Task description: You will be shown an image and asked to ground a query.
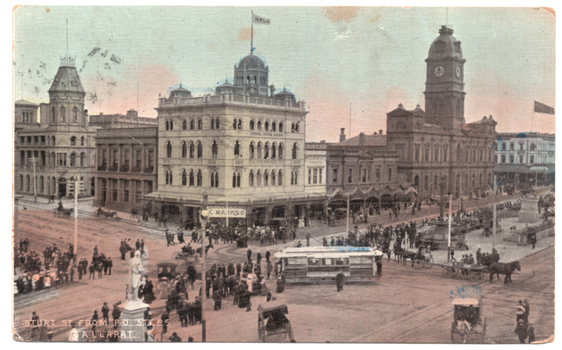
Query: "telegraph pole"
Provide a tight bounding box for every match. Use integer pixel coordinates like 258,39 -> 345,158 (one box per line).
74,175 -> 79,259
200,190 -> 209,342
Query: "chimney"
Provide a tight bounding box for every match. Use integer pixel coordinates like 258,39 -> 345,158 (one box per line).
340,128 -> 346,142
359,132 -> 365,146
379,129 -> 383,136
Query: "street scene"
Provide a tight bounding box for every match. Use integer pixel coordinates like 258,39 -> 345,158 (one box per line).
12,6 -> 555,344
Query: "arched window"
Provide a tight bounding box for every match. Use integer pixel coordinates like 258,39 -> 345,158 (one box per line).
510,143 -> 515,151
443,145 -> 448,162
250,120 -> 255,130
264,170 -> 269,186
292,143 -> 298,159
189,169 -> 194,186
434,144 -> 439,162
501,155 -> 506,163
182,141 -> 187,158
169,169 -> 173,184
216,118 -> 220,129
272,122 -> 276,132
265,121 -> 269,131
70,136 -> 76,146
70,153 -> 76,167
166,141 -> 172,158
257,142 -> 263,159
60,106 -> 66,122
234,141 -> 240,158
257,170 -> 262,186
215,171 -> 219,188
211,119 -> 215,130
170,120 -> 173,130
530,155 -> 535,164
249,171 -> 254,186
197,119 -> 202,130
165,120 -> 169,130
264,142 -> 269,159
294,122 -> 299,133
456,145 -> 462,162
279,122 -> 284,132
39,176 -> 44,193
80,152 -> 85,167
509,155 -> 514,164
530,143 -> 537,151
182,169 -> 187,185
212,141 -> 218,159
238,119 -> 242,130
51,152 -> 56,167
279,143 -> 284,159
278,170 -> 283,185
249,142 -> 255,159
190,119 -> 195,130
73,107 -> 78,122
51,107 -> 55,122
197,141 -> 203,158
197,170 -> 202,186
183,120 -> 187,130
257,121 -> 262,130
189,141 -> 195,158
81,136 -> 85,146
271,142 -> 277,159
272,170 -> 276,185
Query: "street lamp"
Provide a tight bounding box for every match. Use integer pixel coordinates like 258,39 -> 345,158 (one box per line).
200,189 -> 209,342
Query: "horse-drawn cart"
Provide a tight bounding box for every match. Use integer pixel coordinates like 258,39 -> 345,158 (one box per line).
439,261 -> 488,281
95,208 -> 117,219
257,303 -> 294,342
451,295 -> 487,343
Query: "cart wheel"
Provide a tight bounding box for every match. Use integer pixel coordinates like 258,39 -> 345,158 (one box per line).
414,259 -> 424,269
424,256 -> 434,269
481,316 -> 487,343
469,271 -> 479,281
450,267 -> 459,276
443,267 -> 452,277
172,252 -> 181,260
258,320 -> 265,342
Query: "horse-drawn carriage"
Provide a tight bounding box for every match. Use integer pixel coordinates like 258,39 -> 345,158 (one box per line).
173,245 -> 198,262
155,262 -> 179,293
394,246 -> 434,269
257,303 -> 294,342
451,295 -> 487,343
95,207 -> 117,219
54,206 -> 73,218
440,261 -> 488,281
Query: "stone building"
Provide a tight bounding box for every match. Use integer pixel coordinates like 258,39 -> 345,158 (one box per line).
92,126 -> 158,212
14,56 -> 96,199
89,109 -> 157,128
144,53 -> 324,226
495,132 -> 555,186
385,26 -> 497,199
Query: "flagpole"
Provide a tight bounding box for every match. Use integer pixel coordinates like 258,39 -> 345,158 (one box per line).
251,10 -> 253,54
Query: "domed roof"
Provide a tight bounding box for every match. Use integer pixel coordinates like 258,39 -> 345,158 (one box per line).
427,26 -> 463,60
169,84 -> 191,98
238,53 -> 266,70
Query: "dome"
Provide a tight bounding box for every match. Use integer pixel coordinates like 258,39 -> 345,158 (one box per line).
169,84 -> 191,99
237,53 -> 266,70
274,88 -> 296,103
427,26 -> 463,61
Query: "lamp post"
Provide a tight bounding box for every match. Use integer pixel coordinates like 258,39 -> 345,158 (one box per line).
200,189 -> 209,342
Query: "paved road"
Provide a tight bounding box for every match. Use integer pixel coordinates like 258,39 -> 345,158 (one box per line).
13,203 -> 554,343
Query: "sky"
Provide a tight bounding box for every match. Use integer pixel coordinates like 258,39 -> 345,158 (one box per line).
11,6 -> 556,142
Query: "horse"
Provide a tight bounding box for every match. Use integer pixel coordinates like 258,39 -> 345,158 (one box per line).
196,244 -> 214,257
489,261 -> 521,284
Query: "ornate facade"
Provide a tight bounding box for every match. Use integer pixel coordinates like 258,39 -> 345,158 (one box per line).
386,26 -> 497,199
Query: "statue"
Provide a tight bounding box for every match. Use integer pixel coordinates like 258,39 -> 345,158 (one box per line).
127,250 -> 147,303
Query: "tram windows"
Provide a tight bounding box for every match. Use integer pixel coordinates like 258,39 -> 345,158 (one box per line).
308,258 -> 321,266
335,258 -> 348,266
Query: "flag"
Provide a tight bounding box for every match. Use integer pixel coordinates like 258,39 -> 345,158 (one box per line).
534,101 -> 555,115
252,13 -> 270,25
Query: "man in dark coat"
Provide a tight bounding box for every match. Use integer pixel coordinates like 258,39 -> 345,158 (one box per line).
336,269 -> 345,292
101,302 -> 110,325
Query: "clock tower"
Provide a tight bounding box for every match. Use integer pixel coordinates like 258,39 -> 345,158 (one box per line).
424,25 -> 466,131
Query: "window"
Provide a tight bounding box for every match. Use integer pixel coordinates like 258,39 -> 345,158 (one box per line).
509,155 -> 514,164
530,155 -> 534,164
234,141 -> 240,158
278,170 -> 283,186
197,141 -> 203,158
456,145 -> 462,162
189,169 -> 194,186
19,175 -> 23,190
265,121 -> 269,131
278,144 -> 283,159
501,155 -> 506,163
510,143 -> 514,150
415,145 -> 420,161
271,143 -> 276,159
264,170 -> 269,186
80,152 -> 85,167
388,168 -> 392,182
333,168 -> 338,183
190,119 -> 195,130
39,176 -> 44,193
434,145 -> 439,161
182,142 -> 187,158
348,168 -> 353,183
272,122 -> 276,132
216,118 -> 220,129
249,171 -> 254,186
313,169 -> 318,184
250,120 -> 255,130
257,171 -> 262,186
70,136 -> 77,146
519,155 -> 523,163
232,171 -> 240,188
361,168 -> 367,182
212,141 -> 218,159
434,100 -> 444,118
166,141 -> 172,158
183,120 -> 187,130
197,170 -> 202,186
292,143 -> 298,159
264,142 -> 269,159
170,120 -> 173,130
272,170 -> 276,185
443,145 -> 448,162
165,120 -> 169,130
279,123 -> 284,132
20,136 -> 25,144
81,136 -> 84,146
73,107 -> 78,122
165,169 -> 173,184
26,175 -> 30,191
520,143 -> 524,150
197,119 -> 202,130
424,145 -> 430,162
182,169 -> 187,186
257,142 -> 262,159
123,180 -> 129,202
308,168 -> 312,184
249,142 -> 255,159
211,119 -> 215,130
210,170 -> 219,188
257,121 -> 262,130
530,143 -> 536,151
189,142 -> 195,158
60,106 -> 66,122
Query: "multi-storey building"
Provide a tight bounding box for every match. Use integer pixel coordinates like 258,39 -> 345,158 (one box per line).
14,56 -> 96,199
386,25 -> 497,199
495,132 -> 555,185
144,53 -> 324,226
92,126 -> 158,212
89,109 -> 157,129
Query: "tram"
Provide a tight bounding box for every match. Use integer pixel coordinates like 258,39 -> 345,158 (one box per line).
274,246 -> 383,284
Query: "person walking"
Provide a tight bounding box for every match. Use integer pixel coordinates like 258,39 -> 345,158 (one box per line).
101,302 -> 110,325
523,299 -> 530,324
516,300 -> 526,323
160,309 -> 169,342
336,269 -> 345,292
107,257 -> 113,275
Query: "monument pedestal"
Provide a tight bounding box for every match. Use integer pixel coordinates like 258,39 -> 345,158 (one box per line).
119,300 -> 150,342
518,198 -> 540,223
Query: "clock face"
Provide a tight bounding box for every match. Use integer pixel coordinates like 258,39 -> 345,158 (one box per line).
434,66 -> 445,77
456,66 -> 461,78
